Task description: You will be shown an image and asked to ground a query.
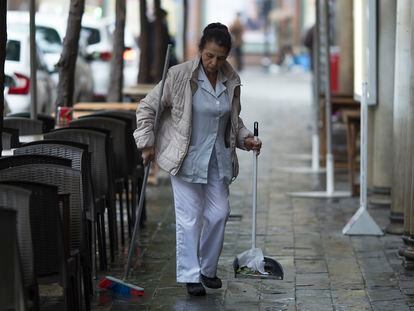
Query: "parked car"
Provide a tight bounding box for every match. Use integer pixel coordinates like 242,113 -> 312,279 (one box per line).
7,11 -> 94,103
81,17 -> 140,100
5,31 -> 56,114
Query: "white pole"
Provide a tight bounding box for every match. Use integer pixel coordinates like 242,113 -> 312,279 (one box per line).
323,0 -> 334,195
360,82 -> 368,210
252,122 -> 258,249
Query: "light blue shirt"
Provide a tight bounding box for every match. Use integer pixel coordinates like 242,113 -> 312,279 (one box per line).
177,65 -> 232,184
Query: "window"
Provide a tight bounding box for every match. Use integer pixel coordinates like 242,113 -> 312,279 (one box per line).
36,26 -> 62,54
81,27 -> 101,45
6,40 -> 20,61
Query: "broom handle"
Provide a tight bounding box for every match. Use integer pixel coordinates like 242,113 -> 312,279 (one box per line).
124,44 -> 172,280
252,122 -> 258,249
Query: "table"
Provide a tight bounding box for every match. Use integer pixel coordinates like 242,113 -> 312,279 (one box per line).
122,84 -> 156,101
73,102 -> 139,118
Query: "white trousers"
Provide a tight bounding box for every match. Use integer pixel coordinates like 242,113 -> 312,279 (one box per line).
170,157 -> 230,283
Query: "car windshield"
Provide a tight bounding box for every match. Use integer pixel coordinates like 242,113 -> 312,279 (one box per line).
81,27 -> 101,45
6,40 -> 20,61
36,26 -> 62,53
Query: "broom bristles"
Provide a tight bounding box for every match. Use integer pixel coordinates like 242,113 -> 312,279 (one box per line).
98,276 -> 144,296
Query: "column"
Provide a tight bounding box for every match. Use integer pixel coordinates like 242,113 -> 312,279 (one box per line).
399,1 -> 414,268
387,0 -> 411,234
369,0 -> 396,205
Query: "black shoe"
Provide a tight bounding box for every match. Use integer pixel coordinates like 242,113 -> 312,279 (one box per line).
186,283 -> 206,296
200,274 -> 222,289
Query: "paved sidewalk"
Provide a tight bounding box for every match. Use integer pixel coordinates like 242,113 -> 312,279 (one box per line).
93,67 -> 413,310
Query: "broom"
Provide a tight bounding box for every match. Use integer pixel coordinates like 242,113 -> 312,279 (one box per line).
98,44 -> 172,296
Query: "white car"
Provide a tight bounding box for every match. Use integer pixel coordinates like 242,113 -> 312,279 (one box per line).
81,17 -> 140,100
7,11 -> 94,103
5,31 -> 56,114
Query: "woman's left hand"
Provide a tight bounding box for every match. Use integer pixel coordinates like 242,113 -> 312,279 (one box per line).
244,137 -> 262,155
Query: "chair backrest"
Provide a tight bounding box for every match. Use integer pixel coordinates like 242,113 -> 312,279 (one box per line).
0,181 -> 63,278
15,141 -> 94,214
6,112 -> 55,133
44,127 -> 112,199
0,207 -> 27,311
0,164 -> 84,252
2,127 -> 20,150
82,111 -> 141,170
0,185 -> 34,288
4,117 -> 43,135
70,116 -> 128,179
0,154 -> 72,171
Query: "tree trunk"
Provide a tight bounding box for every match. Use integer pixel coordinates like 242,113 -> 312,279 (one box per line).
55,0 -> 85,108
0,0 -> 7,154
183,0 -> 188,61
151,0 -> 169,82
138,0 -> 151,83
107,0 -> 126,102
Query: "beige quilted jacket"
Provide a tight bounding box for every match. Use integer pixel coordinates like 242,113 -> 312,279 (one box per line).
133,56 -> 252,181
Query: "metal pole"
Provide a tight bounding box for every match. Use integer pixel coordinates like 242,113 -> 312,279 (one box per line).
29,0 -> 37,119
312,0 -> 321,171
252,122 -> 258,249
322,0 -> 334,194
361,82 -> 368,210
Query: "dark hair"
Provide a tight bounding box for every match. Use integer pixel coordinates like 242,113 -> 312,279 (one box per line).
199,22 -> 232,54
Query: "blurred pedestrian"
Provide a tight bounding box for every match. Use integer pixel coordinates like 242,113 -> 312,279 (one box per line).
230,13 -> 245,71
303,25 -> 315,71
134,22 -> 262,296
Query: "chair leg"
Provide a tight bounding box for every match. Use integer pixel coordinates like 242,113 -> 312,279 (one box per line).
125,179 -> 132,239
97,206 -> 108,270
106,200 -> 116,264
119,191 -> 125,246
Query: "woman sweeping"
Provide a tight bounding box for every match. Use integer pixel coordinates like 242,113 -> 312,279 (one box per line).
134,22 -> 262,296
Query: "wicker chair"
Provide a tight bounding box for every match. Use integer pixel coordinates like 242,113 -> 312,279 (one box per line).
44,127 -> 116,268
0,164 -> 86,310
0,206 -> 26,310
15,140 -> 99,281
0,182 -> 83,310
6,112 -> 55,133
4,117 -> 43,135
71,116 -> 132,245
82,110 -> 146,237
2,127 -> 20,150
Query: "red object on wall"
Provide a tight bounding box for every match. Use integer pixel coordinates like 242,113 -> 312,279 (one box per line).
330,47 -> 340,93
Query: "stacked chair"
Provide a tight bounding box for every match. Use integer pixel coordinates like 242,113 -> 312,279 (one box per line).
0,155 -> 88,310
0,182 -> 83,310
44,127 -> 117,268
80,110 -> 146,239
2,127 -> 20,149
4,117 -> 44,135
70,116 -> 132,246
6,112 -> 56,133
0,206 -> 26,310
0,109 -> 145,310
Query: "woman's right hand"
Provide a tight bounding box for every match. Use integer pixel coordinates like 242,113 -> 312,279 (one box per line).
141,146 -> 155,166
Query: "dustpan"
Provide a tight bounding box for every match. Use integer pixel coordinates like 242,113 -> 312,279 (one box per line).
233,122 -> 284,280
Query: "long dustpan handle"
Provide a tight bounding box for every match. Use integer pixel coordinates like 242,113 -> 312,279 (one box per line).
252,121 -> 258,249
124,44 -> 172,280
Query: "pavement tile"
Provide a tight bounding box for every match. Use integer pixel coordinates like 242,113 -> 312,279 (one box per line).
331,289 -> 371,311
